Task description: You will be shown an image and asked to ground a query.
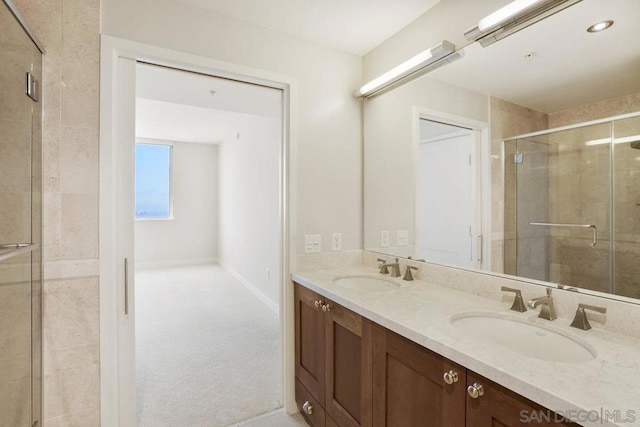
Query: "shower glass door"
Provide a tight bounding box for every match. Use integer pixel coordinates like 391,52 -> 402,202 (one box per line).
613,115 -> 640,299
511,122 -> 613,293
0,1 -> 43,426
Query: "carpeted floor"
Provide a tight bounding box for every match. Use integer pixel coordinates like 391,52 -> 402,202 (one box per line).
135,264 -> 282,427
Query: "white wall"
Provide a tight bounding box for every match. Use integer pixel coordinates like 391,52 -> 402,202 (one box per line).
135,140 -> 218,267
101,0 -> 363,256
363,77 -> 488,253
218,114 -> 281,307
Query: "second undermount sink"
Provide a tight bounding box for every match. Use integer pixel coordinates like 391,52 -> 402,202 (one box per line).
333,275 -> 402,293
451,313 -> 597,363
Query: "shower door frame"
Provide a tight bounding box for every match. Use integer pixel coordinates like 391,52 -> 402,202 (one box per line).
99,35 -> 298,426
505,110 -> 640,302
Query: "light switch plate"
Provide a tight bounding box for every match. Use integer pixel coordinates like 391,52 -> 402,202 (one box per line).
381,231 -> 389,248
304,234 -> 321,254
397,230 -> 409,247
331,233 -> 342,252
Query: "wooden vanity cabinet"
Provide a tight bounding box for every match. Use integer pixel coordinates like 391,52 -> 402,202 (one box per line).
294,283 -> 373,427
294,282 -> 575,427
295,284 -> 326,407
324,299 -> 373,427
372,325 -> 466,427
466,372 -> 579,427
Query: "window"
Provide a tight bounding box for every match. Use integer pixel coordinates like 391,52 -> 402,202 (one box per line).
135,143 -> 172,219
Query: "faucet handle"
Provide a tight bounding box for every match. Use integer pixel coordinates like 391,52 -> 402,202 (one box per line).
578,303 -> 607,314
403,265 -> 418,281
377,258 -> 389,274
570,303 -> 607,330
501,286 -> 527,312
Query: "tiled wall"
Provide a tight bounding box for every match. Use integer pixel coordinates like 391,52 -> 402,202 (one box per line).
548,92 -> 640,128
549,93 -> 640,299
12,0 -> 101,425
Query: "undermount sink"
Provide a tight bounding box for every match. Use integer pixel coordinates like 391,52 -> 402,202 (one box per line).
333,275 -> 402,293
451,313 -> 597,363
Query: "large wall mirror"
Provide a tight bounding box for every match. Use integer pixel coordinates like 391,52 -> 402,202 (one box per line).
363,0 -> 640,301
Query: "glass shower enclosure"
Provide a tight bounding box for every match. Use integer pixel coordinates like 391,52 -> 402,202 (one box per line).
505,113 -> 640,299
0,1 -> 43,426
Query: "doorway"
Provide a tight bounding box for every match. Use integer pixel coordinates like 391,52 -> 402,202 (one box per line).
131,63 -> 284,426
99,37 -> 297,427
413,109 -> 489,270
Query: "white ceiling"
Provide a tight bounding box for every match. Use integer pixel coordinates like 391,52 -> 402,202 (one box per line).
429,0 -> 640,113
175,0 -> 441,55
136,63 -> 282,144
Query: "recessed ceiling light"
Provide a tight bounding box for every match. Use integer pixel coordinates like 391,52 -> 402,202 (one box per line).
587,20 -> 613,33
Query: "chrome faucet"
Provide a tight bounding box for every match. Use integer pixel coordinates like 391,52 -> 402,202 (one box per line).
570,303 -> 607,330
378,258 -> 401,277
527,288 -> 557,320
501,286 -> 527,312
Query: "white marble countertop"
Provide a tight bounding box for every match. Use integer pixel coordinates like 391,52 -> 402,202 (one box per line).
292,265 -> 640,427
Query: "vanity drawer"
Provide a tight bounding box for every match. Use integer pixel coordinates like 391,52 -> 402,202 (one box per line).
296,379 -> 326,427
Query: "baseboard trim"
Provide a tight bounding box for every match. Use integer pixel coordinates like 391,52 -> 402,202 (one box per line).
135,258 -> 218,270
219,260 -> 279,314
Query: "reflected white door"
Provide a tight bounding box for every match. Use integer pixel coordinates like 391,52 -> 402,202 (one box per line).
416,129 -> 479,268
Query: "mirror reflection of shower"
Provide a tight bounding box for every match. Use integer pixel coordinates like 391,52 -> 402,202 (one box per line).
504,113 -> 640,299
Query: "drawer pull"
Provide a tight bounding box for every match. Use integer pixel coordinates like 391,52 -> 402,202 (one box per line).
302,400 -> 313,415
322,303 -> 331,312
314,300 -> 323,308
443,370 -> 459,385
467,383 -> 484,399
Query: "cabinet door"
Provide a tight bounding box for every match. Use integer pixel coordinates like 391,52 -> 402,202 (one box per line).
325,299 -> 373,427
295,283 -> 326,406
372,325 -> 466,427
466,372 -> 579,427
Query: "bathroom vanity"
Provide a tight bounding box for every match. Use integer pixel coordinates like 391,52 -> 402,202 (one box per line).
294,283 -> 576,427
292,264 -> 640,427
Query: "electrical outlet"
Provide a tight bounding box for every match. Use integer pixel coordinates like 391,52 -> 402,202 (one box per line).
304,234 -> 321,254
397,230 -> 409,247
381,230 -> 389,248
331,233 -> 342,251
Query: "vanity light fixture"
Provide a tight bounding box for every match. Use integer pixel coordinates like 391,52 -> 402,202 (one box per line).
465,0 -> 582,47
587,20 -> 613,33
355,40 -> 460,98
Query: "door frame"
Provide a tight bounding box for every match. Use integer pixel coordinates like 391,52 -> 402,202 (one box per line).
99,35 -> 298,426
412,107 -> 491,269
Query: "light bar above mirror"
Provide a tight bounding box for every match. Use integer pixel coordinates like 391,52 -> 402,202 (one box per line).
465,0 -> 582,47
355,40 -> 460,98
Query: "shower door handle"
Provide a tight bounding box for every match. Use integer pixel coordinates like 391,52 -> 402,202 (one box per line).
0,243 -> 38,263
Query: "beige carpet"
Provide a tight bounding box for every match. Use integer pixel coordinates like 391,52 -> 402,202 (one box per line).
135,264 -> 282,427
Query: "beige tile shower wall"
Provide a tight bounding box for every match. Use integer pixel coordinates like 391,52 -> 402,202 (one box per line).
11,0 -> 101,425
549,94 -> 640,299
489,97 -> 548,274
548,92 -> 640,127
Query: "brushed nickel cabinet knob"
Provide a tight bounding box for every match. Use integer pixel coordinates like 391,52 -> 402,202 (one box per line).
314,300 -> 323,308
467,383 -> 484,399
302,400 -> 313,415
322,303 -> 331,312
443,370 -> 459,385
